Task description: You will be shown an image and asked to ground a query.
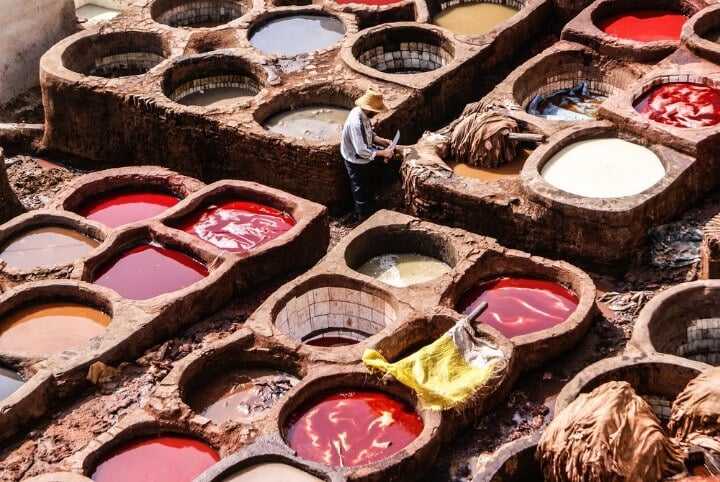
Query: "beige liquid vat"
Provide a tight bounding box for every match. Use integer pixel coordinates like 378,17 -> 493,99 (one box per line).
358,253 -> 451,287
264,107 -> 350,141
0,226 -> 100,271
178,87 -> 257,108
433,2 -> 518,35
222,463 -> 324,482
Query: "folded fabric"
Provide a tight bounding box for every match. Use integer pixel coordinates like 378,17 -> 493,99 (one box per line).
362,317 -> 505,411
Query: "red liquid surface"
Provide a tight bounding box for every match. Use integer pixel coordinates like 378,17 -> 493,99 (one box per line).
304,335 -> 361,347
334,0 -> 401,5
456,277 -> 579,338
78,191 -> 180,228
93,243 -> 208,300
634,82 -> 720,128
286,390 -> 423,467
598,10 -> 687,42
91,436 -> 219,482
180,200 -> 295,253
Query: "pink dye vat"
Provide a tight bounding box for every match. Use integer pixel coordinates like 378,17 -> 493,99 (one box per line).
93,243 -> 208,300
180,200 -> 295,253
456,277 -> 579,338
286,390 -> 423,467
634,82 -> 720,128
78,191 -> 180,228
91,436 -> 219,482
598,10 -> 687,42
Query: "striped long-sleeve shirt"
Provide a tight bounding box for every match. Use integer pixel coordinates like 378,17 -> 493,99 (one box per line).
340,106 -> 377,165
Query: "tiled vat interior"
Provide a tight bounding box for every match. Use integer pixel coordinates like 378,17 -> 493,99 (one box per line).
354,28 -> 454,73
435,0 -> 525,15
152,0 -> 246,27
274,286 -> 396,343
519,69 -> 629,109
61,32 -> 169,78
168,74 -> 261,103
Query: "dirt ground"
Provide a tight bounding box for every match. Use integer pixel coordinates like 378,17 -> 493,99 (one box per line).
0,87 -> 44,125
0,151 -> 711,481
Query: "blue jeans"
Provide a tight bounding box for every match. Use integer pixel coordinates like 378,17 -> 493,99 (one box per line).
343,159 -> 376,215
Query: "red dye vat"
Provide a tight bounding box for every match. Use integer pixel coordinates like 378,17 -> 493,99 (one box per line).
78,191 -> 180,228
334,0 -> 401,5
180,200 -> 295,253
91,436 -> 219,482
93,243 -> 208,300
598,10 -> 687,42
456,277 -> 579,338
286,390 -> 423,467
634,82 -> 720,128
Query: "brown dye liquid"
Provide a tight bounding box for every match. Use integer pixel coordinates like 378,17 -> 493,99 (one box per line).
451,148 -> 532,181
0,226 -> 100,270
178,87 -> 257,108
187,368 -> 299,424
0,302 -> 110,355
433,2 -> 518,35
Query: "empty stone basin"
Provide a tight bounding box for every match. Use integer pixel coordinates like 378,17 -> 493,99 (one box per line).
456,277 -> 579,339
62,32 -> 169,78
90,435 -> 219,481
152,0 -> 247,27
451,147 -> 533,181
284,389 -> 423,467
74,190 -> 180,228
92,243 -> 209,300
186,367 -> 299,423
0,226 -> 100,270
472,435 -> 542,482
264,106 -> 350,141
0,302 -> 110,355
597,9 -> 688,42
0,366 -> 24,402
249,15 -> 345,56
178,200 -> 295,253
432,1 -> 520,36
275,285 -> 397,347
634,82 -> 720,128
220,463 -> 323,482
357,253 -> 451,288
353,26 -> 453,74
540,137 -> 665,198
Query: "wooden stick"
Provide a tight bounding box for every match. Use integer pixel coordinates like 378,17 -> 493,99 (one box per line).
507,132 -> 545,142
466,301 -> 489,324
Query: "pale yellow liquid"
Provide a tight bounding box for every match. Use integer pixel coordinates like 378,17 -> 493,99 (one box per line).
178,87 -> 256,108
433,2 -> 519,36
451,148 -> 532,181
222,463 -> 323,482
76,4 -> 120,23
357,253 -> 451,288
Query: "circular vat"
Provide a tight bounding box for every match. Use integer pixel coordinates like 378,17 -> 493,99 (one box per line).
61,31 -> 169,78
273,277 -> 398,347
0,284 -> 113,357
0,215 -> 105,272
591,1 -> 693,43
0,364 -> 24,403
170,198 -> 296,254
443,251 -> 595,365
248,14 -> 346,57
163,55 -> 263,108
538,136 -> 665,198
555,355 -> 707,422
430,0 -> 524,36
683,5 -> 720,65
352,25 -> 454,75
513,50 -> 637,122
91,240 -> 209,301
633,77 -> 720,129
86,432 -> 220,481
344,226 -> 458,288
180,349 -> 303,425
472,434 -> 542,482
254,86 -> 359,142
75,188 -> 180,229
278,371 -> 435,471
199,453 -> 332,482
634,281 -> 720,366
151,0 -> 248,28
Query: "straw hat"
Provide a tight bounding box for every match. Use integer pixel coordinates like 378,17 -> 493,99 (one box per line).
355,88 -> 388,113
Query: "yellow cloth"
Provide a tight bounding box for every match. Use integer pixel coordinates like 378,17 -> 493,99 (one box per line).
362,334 -> 496,411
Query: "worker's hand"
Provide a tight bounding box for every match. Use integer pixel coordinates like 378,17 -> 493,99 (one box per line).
378,137 -> 392,147
377,148 -> 394,158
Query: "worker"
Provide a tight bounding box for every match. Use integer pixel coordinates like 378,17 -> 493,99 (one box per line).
340,88 -> 395,221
